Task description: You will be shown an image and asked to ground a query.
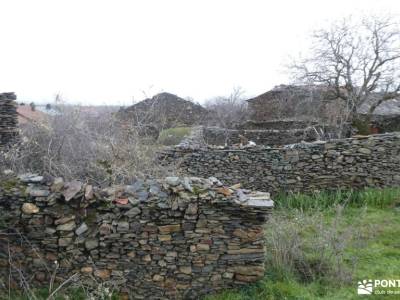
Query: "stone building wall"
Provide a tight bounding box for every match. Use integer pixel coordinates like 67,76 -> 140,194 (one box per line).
203,126 -> 339,146
203,127 -> 308,146
117,92 -> 213,131
201,124 -> 349,147
161,132 -> 400,195
369,115 -> 400,133
236,120 -> 317,130
0,174 -> 272,299
0,92 -> 18,147
246,85 -> 340,123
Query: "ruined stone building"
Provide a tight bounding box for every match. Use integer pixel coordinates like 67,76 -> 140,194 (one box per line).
358,96 -> 400,133
118,93 -> 213,134
246,85 -> 341,125
246,85 -> 400,134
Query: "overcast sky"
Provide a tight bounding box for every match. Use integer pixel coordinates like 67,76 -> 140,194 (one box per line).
0,0 -> 399,105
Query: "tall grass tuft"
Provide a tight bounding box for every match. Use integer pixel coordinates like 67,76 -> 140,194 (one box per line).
264,205 -> 358,285
274,188 -> 400,210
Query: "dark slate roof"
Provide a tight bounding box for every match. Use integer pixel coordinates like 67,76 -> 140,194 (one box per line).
118,92 -> 211,128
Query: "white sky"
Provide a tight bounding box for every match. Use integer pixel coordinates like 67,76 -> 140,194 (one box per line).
0,0 -> 399,105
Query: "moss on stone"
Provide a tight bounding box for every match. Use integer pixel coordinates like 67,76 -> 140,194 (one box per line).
2,178 -> 18,189
1,178 -> 21,192
85,208 -> 98,227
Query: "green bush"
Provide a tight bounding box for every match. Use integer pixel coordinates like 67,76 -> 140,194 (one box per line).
157,127 -> 191,145
352,118 -> 371,135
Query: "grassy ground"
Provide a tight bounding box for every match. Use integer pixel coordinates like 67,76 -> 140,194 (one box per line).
208,188 -> 400,300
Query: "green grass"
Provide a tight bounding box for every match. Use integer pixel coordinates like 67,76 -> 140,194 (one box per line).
2,287 -> 88,300
157,127 -> 191,145
274,188 -> 400,210
208,188 -> 400,300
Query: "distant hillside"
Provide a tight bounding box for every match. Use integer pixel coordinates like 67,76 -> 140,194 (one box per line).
118,92 -> 212,129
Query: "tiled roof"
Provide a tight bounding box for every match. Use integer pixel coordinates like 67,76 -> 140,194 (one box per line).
17,105 -> 48,125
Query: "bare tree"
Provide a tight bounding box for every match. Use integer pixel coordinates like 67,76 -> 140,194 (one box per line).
292,15 -> 400,130
204,87 -> 248,128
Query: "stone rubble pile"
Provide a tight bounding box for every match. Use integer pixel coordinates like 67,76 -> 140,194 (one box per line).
0,92 -> 18,147
0,174 -> 273,299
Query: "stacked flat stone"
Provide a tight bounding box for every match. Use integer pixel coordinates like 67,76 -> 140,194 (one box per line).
175,126 -> 207,150
0,174 -> 273,299
161,132 -> 400,195
0,92 -> 18,147
202,125 -> 346,147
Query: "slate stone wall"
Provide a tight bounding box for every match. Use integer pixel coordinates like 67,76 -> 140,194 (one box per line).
246,85 -> 341,123
203,126 -> 313,146
161,132 -> 400,195
369,115 -> 400,133
0,92 -> 18,147
202,126 -> 347,146
0,175 -> 272,299
236,120 -> 316,130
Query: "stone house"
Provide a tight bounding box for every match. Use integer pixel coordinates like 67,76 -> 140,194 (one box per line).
358,96 -> 400,133
246,85 -> 341,124
246,85 -> 400,133
118,92 -> 212,131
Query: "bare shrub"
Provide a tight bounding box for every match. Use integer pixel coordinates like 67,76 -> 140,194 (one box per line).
0,104 -> 166,185
0,227 -> 118,299
265,205 -> 363,284
204,87 -> 249,128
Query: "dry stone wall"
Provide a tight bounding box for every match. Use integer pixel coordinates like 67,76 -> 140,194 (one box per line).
236,120 -> 315,130
161,132 -> 400,194
0,174 -> 272,299
0,92 -> 18,147
203,126 -> 314,146
202,126 -> 347,147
